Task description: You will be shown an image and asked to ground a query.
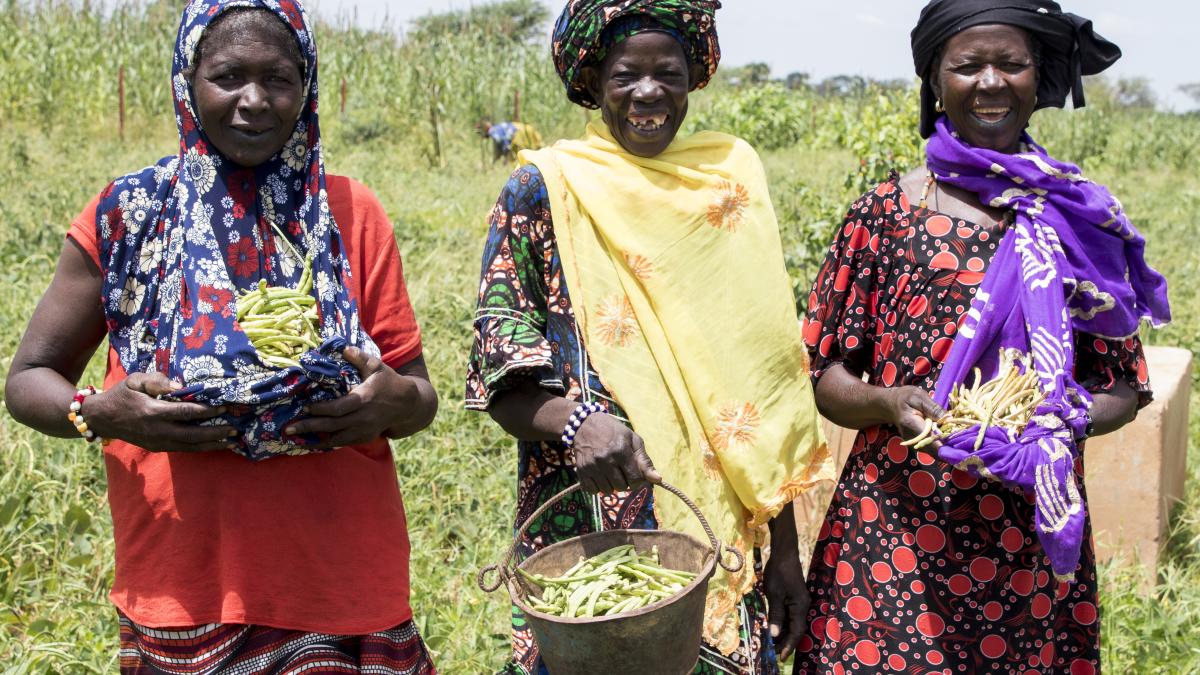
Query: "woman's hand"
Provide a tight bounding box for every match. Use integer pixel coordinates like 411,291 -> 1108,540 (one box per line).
283,347 -> 437,448
884,386 -> 947,441
814,363 -> 945,437
765,502 -> 809,662
84,372 -> 235,452
485,381 -> 657,494
572,413 -> 661,494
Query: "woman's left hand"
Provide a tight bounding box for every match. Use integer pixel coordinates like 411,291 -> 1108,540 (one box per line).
765,502 -> 810,662
284,347 -> 437,447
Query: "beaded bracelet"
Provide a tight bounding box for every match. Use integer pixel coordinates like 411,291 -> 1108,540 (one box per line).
561,402 -> 605,447
68,386 -> 108,446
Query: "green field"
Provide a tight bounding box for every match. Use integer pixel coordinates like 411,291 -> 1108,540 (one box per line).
1,1 -> 1199,672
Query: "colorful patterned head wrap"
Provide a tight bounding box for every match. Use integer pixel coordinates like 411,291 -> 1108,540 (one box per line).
94,0 -> 378,461
552,0 -> 722,108
911,0 -> 1121,138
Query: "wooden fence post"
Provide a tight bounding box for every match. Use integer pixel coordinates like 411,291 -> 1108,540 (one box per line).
513,89 -> 521,123
341,78 -> 347,115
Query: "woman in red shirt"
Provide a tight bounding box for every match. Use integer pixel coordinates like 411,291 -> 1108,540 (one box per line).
4,1 -> 438,672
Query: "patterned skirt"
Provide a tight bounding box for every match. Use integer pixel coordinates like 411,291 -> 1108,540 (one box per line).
118,613 -> 437,675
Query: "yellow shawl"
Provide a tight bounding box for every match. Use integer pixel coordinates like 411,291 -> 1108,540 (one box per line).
521,123 -> 833,653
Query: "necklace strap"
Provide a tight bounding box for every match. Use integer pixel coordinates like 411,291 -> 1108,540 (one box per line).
919,170 -> 935,210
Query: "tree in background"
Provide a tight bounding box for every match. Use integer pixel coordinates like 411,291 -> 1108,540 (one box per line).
744,62 -> 772,84
816,75 -> 867,98
1113,76 -> 1157,110
1180,83 -> 1200,109
785,71 -> 810,91
410,0 -> 548,43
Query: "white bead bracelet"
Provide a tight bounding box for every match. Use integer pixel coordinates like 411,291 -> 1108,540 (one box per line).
561,402 -> 605,447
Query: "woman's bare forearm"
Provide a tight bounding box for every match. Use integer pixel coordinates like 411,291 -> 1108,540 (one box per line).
6,240 -> 106,438
488,380 -> 578,442
1088,380 -> 1139,438
489,381 -> 658,494
6,367 -> 91,438
813,363 -> 895,429
768,501 -> 798,547
814,363 -> 946,441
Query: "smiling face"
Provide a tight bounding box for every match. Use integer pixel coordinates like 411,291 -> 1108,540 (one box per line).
584,30 -> 700,158
190,11 -> 306,168
933,24 -> 1039,154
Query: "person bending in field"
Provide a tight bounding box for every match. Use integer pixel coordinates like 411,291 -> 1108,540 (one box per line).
4,1 -> 439,672
479,117 -> 544,164
466,1 -> 834,673
793,1 -> 1169,673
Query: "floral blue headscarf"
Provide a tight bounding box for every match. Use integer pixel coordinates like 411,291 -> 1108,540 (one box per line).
94,0 -> 377,461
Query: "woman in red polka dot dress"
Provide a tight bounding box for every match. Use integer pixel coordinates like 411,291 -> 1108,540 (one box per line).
793,2 -> 1165,673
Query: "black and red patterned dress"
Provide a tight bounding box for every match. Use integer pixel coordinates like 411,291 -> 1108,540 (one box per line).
793,178 -> 1152,675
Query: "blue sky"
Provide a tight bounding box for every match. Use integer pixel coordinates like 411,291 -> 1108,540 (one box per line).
308,0 -> 1199,111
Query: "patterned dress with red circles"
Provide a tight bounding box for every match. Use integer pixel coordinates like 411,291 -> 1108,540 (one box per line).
793,177 -> 1152,675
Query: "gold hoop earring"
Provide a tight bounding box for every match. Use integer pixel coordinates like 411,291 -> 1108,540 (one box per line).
935,99 -> 944,113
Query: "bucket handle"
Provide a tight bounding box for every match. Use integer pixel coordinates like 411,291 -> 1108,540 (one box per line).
477,481 -> 744,594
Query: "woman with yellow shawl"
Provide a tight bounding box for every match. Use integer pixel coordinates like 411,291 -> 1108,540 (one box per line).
465,2 -> 832,673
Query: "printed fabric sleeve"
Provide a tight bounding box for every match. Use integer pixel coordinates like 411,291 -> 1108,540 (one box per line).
801,185 -> 887,382
465,165 -> 562,410
1074,332 -> 1153,409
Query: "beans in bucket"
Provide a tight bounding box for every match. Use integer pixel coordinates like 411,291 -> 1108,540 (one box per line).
477,481 -> 744,675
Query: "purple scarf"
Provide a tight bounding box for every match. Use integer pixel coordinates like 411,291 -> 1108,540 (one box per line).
927,116 -> 1170,580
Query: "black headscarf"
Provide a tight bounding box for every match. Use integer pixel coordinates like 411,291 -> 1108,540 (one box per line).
911,0 -> 1122,138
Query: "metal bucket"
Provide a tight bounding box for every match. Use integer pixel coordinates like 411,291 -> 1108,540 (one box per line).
478,482 -> 743,675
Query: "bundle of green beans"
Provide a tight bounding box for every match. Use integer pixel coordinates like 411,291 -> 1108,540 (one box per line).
235,258 -> 320,369
517,544 -> 697,619
904,349 -> 1046,451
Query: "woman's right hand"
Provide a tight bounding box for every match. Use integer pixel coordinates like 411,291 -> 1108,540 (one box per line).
884,385 -> 947,441
83,373 -> 236,452
572,413 -> 662,494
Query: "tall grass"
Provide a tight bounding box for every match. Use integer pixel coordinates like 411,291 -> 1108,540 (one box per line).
0,1 -> 1198,672
0,0 -> 579,161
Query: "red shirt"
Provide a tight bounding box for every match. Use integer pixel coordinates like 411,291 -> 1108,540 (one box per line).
68,175 -> 421,633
